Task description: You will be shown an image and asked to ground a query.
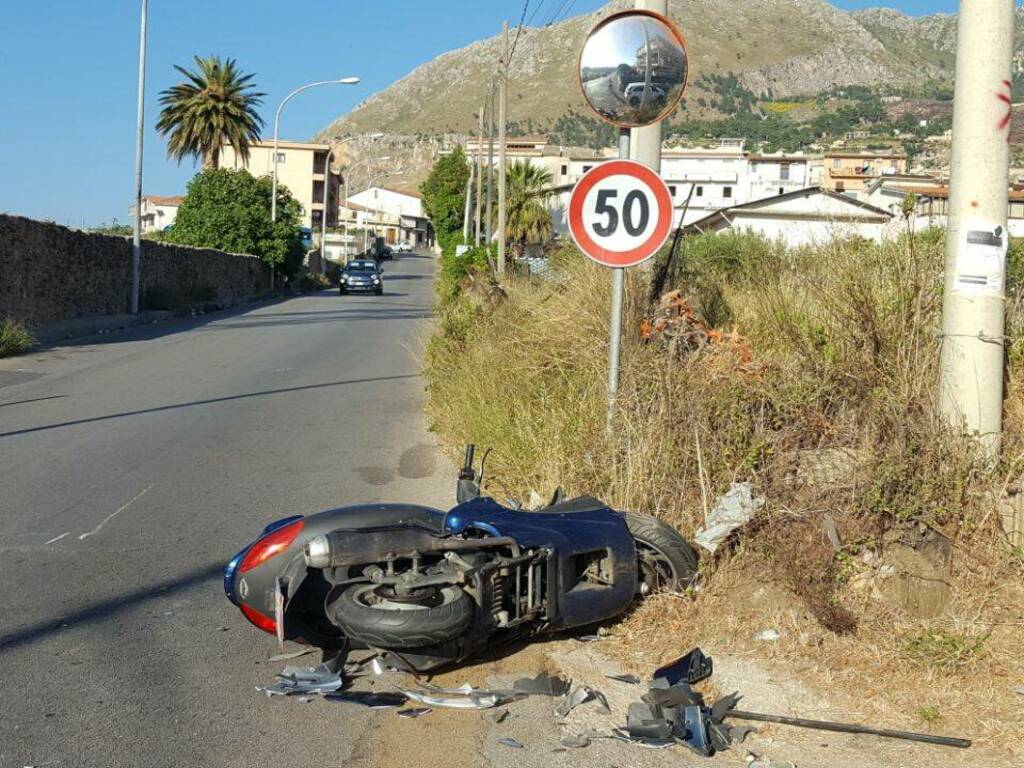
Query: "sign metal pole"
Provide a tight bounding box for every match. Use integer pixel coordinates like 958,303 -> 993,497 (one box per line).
606,127 -> 631,433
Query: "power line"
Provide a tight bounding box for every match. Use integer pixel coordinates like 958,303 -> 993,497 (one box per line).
508,0 -> 531,65
525,0 -> 550,26
544,0 -> 574,27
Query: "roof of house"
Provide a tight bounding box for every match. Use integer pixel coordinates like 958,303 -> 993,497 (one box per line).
897,184 -> 1024,201
825,149 -> 907,159
683,186 -> 893,231
243,139 -> 331,152
364,186 -> 422,199
143,195 -> 184,206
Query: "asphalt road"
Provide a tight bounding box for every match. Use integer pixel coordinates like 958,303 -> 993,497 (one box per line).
0,252 -> 453,768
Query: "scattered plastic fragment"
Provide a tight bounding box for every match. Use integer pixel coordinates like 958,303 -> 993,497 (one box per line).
652,647 -> 713,686
497,737 -> 524,749
753,629 -> 780,642
256,662 -> 345,697
324,691 -> 408,708
560,733 -> 592,749
400,688 -> 504,710
693,482 -> 765,553
556,685 -> 610,718
397,707 -> 433,718
577,634 -> 604,642
605,673 -> 640,685
513,672 -> 571,697
268,648 -> 315,662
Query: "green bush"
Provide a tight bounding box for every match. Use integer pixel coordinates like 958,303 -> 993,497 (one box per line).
0,318 -> 34,357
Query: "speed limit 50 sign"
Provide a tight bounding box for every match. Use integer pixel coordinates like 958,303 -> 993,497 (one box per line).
568,160 -> 674,268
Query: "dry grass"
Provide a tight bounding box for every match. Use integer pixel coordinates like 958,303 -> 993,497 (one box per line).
0,317 -> 34,358
425,230 -> 1024,753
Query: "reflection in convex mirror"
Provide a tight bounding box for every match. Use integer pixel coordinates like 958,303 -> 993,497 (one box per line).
579,10 -> 688,129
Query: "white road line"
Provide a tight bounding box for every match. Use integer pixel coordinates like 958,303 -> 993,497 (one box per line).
44,532 -> 70,545
78,485 -> 153,541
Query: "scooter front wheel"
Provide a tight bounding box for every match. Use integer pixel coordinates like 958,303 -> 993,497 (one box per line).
330,583 -> 473,649
625,512 -> 699,594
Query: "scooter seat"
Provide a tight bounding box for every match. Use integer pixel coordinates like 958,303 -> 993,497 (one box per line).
539,496 -> 609,515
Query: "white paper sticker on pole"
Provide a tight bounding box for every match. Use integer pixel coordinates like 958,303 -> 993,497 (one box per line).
954,220 -> 1007,295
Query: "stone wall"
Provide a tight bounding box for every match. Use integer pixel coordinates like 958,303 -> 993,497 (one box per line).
0,214 -> 271,329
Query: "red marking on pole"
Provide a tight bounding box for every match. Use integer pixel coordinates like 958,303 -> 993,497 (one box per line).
997,81 -> 1013,140
971,200 -> 979,208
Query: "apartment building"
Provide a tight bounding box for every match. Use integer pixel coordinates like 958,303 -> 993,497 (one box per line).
219,140 -> 339,231
133,194 -> 183,234
822,150 -> 907,193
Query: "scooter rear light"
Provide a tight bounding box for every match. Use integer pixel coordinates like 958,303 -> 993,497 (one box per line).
240,603 -> 277,635
238,519 -> 305,573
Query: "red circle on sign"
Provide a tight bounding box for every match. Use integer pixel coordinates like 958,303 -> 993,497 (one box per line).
568,160 -> 674,268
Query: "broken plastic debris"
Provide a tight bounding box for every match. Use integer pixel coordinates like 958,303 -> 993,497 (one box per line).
753,629 -> 780,642
268,648 -> 315,662
324,691 -> 408,708
399,688 -> 504,710
397,707 -> 433,718
652,647 -> 713,686
257,663 -> 345,696
693,482 -> 765,553
512,672 -> 571,697
560,733 -> 592,749
556,685 -> 610,718
605,673 -> 641,685
497,737 -> 525,749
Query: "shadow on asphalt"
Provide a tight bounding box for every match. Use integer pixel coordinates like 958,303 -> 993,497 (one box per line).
0,373 -> 419,439
0,395 -> 67,408
0,561 -> 224,654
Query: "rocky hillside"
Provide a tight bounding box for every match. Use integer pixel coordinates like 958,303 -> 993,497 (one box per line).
320,0 -> 1024,142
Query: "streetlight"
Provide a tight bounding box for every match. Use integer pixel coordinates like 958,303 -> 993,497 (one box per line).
130,0 -> 148,314
321,133 -> 385,268
360,170 -> 405,252
342,156 -> 391,259
270,77 -> 360,287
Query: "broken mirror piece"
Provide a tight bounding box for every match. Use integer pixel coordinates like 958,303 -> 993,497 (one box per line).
399,687 -> 505,710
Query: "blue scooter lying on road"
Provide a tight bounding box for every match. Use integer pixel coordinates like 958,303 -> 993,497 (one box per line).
224,446 -> 698,672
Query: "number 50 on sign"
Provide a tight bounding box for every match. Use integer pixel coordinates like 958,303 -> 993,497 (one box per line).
568,160 -> 674,269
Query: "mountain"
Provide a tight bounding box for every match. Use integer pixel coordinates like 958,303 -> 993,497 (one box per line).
319,0 -> 1014,141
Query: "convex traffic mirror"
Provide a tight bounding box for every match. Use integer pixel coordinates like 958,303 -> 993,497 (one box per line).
579,9 -> 689,129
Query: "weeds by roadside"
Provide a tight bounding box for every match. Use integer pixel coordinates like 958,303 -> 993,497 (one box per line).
424,229 -> 1024,751
0,317 -> 35,357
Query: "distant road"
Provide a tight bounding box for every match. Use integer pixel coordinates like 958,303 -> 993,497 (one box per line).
0,253 -> 452,767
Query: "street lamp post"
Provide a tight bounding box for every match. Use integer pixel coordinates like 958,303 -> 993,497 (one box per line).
341,157 -> 391,258
130,0 -> 148,314
270,76 -> 359,287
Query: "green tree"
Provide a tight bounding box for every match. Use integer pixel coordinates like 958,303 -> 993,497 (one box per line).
168,168 -> 305,277
156,56 -> 264,169
505,161 -> 554,256
420,146 -> 470,249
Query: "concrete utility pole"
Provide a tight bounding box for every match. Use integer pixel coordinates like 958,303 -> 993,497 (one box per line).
630,0 -> 667,172
486,81 -> 495,244
463,161 -> 475,241
130,0 -> 148,315
475,102 -> 485,245
497,20 -> 509,273
938,0 -> 1015,459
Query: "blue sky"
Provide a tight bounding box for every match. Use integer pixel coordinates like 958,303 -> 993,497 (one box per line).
0,0 -> 957,227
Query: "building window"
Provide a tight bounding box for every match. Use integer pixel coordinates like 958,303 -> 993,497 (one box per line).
695,185 -> 704,197
778,187 -> 785,196
832,158 -> 841,169
836,181 -> 845,192
723,186 -> 733,198
668,185 -> 677,196
560,164 -> 568,175
276,152 -> 286,163
780,163 -> 790,181
583,165 -> 593,173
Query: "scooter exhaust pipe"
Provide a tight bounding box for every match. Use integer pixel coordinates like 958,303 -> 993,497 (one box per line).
304,534 -> 333,568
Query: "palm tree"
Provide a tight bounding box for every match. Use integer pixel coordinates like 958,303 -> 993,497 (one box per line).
156,56 -> 264,170
505,161 -> 554,257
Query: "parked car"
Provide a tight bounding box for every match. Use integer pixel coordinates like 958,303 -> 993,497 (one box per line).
624,82 -> 667,107
396,241 -> 412,253
339,259 -> 383,295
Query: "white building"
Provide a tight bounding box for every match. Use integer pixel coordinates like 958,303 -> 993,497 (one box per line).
133,194 -> 183,234
344,187 -> 432,249
685,187 -> 893,248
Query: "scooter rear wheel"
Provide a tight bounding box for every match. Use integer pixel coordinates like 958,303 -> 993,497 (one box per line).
624,512 -> 699,593
331,583 -> 473,649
